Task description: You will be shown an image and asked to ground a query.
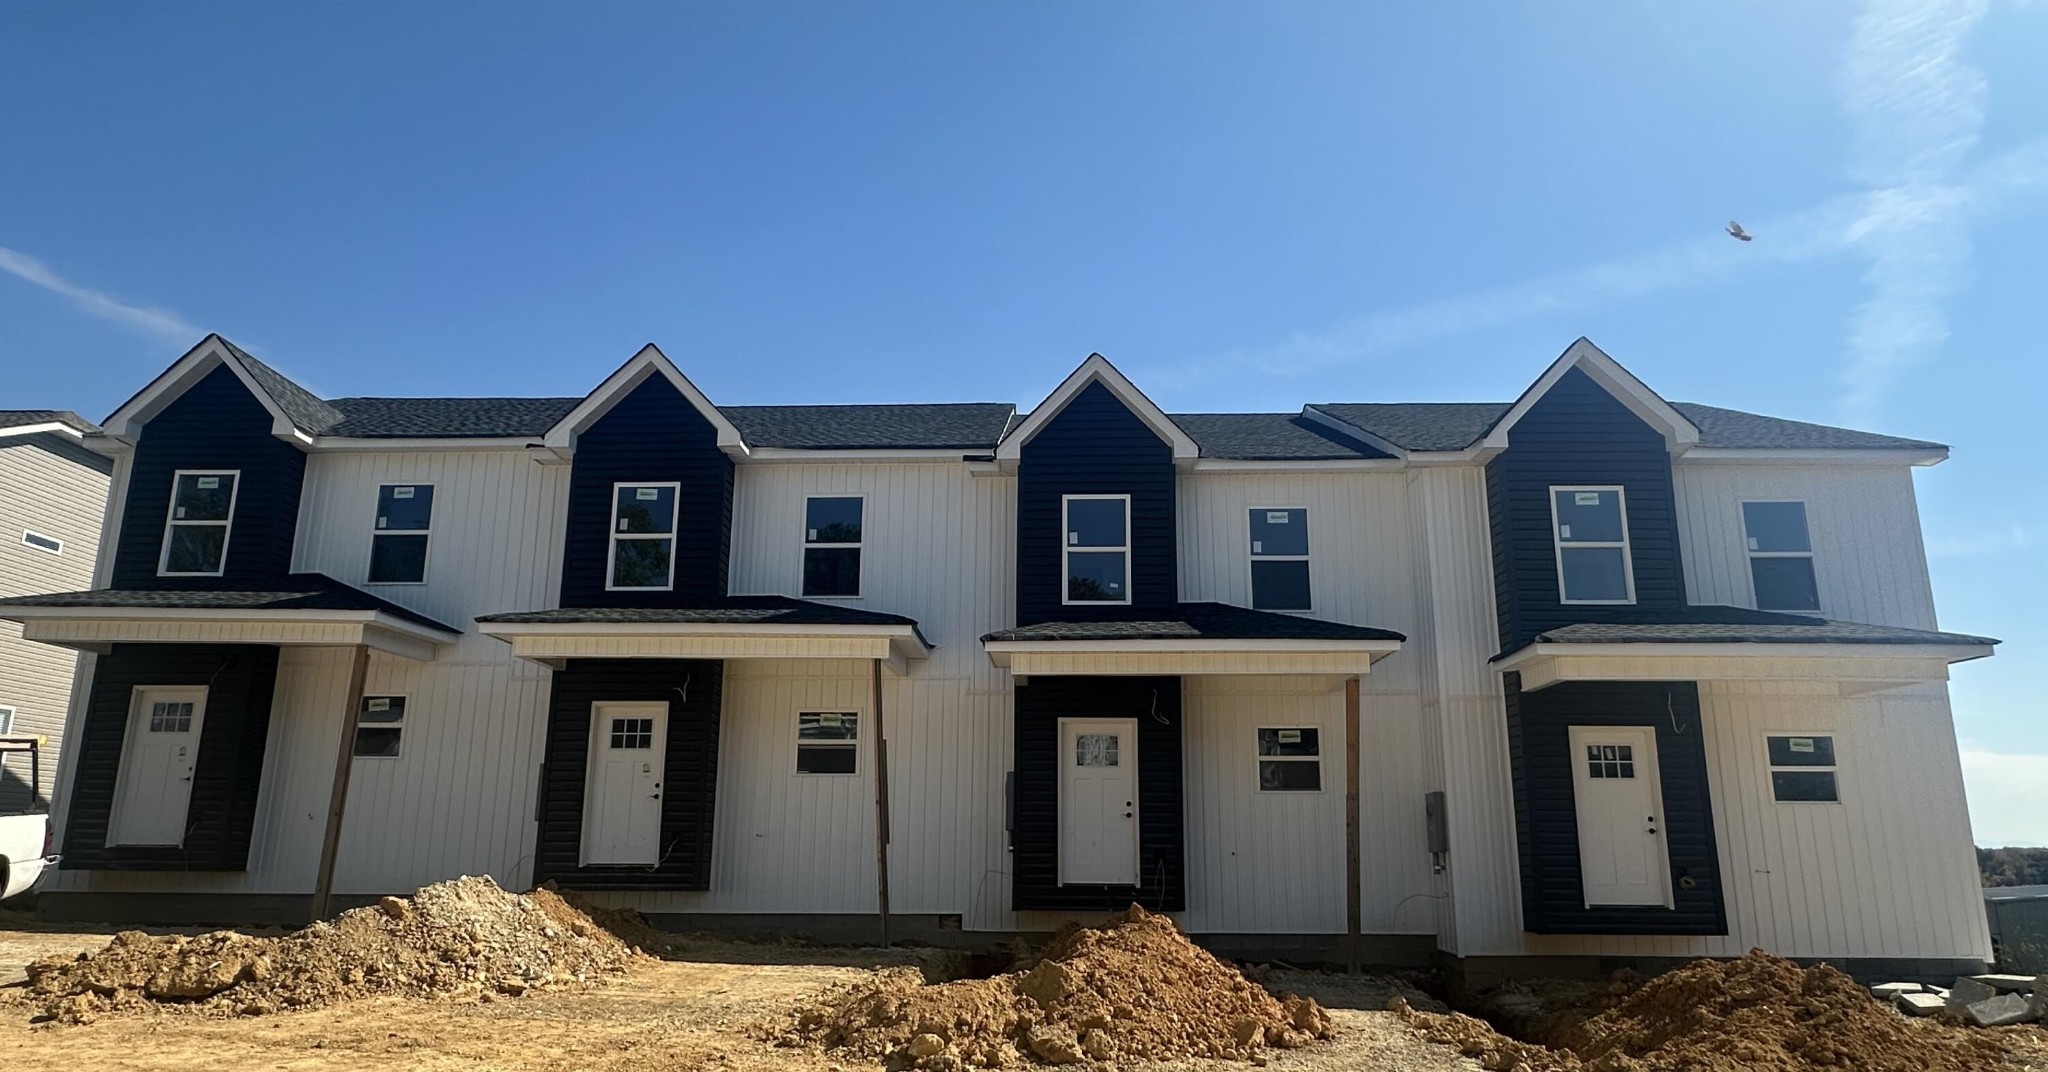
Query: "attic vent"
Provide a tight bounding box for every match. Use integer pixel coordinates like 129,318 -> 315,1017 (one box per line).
21,531 -> 61,555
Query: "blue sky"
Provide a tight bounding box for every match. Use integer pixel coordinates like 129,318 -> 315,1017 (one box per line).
3,3 -> 2042,842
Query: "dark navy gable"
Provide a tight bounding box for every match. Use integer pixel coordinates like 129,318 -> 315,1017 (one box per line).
1015,382 -> 1177,626
1486,367 -> 1687,651
111,364 -> 305,589
559,376 -> 735,607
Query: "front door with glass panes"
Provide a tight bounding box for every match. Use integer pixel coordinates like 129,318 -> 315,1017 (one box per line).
1567,725 -> 1671,907
1059,718 -> 1139,885
109,686 -> 208,846
581,702 -> 669,865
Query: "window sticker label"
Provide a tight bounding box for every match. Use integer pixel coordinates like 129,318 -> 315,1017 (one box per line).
377,517 -> 388,529
1574,491 -> 1600,506
1068,532 -> 1079,545
175,508 -> 186,519
1266,511 -> 1290,524
366,698 -> 390,712
1278,729 -> 1302,743
1252,540 -> 1263,553
636,487 -> 660,500
197,476 -> 220,489
1558,524 -> 1572,538
1789,737 -> 1815,753
1747,537 -> 1760,550
819,712 -> 841,727
807,528 -> 818,541
393,486 -> 415,499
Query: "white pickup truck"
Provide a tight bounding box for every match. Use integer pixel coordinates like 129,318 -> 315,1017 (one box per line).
0,738 -> 58,901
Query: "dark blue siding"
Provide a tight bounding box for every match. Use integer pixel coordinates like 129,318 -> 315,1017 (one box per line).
111,364 -> 305,589
61,644 -> 278,871
1011,675 -> 1185,912
1015,382 -> 1177,626
559,377 -> 734,607
1486,367 -> 1687,651
533,659 -> 723,890
1504,676 -> 1726,935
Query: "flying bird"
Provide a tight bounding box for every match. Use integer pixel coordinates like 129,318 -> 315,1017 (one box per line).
1727,221 -> 1753,242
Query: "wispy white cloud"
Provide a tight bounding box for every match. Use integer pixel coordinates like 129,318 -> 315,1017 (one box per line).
1961,749 -> 2048,846
0,244 -> 201,344
1925,522 -> 2028,557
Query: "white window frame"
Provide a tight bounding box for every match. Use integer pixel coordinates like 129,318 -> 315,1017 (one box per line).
1741,500 -> 1820,614
606,481 -> 682,592
1763,731 -> 1841,805
1062,493 -> 1132,606
1254,726 -> 1323,793
354,694 -> 408,759
367,482 -> 435,586
801,494 -> 866,599
21,530 -> 62,556
1549,485 -> 1636,605
1247,506 -> 1312,613
0,706 -> 14,734
794,709 -> 862,776
157,469 -> 241,578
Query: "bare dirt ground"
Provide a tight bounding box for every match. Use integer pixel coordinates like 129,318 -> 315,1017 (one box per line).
0,922 -> 1481,1072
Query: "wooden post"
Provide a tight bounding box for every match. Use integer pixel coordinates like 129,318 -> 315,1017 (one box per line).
311,644 -> 370,922
871,658 -> 893,947
1345,675 -> 1363,975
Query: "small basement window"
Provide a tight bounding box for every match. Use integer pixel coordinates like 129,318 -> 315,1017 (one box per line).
1249,508 -> 1310,611
354,696 -> 406,758
1743,501 -> 1819,612
796,711 -> 859,774
1064,494 -> 1130,604
159,470 -> 239,576
1765,734 -> 1838,802
802,496 -> 864,597
21,530 -> 62,555
1257,727 -> 1322,791
609,483 -> 679,591
1551,486 -> 1634,604
368,484 -> 435,584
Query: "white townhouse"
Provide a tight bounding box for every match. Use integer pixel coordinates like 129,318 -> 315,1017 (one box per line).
0,335 -> 1998,981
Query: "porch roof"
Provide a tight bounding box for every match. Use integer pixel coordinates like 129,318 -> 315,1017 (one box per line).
0,573 -> 461,661
981,602 -> 1404,676
474,596 -> 932,671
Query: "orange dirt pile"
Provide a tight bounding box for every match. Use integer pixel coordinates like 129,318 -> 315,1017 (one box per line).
772,905 -> 1334,1068
1400,949 -> 2034,1072
21,875 -> 643,1024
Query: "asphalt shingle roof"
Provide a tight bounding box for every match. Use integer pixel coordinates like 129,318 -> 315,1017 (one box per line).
980,603 -> 1406,644
1309,401 -> 1945,453
0,410 -> 98,434
477,595 -> 931,647
324,397 -> 580,438
1167,413 -> 1394,460
1498,604 -> 1996,657
722,404 -> 1017,449
0,573 -> 461,634
222,342 -> 345,433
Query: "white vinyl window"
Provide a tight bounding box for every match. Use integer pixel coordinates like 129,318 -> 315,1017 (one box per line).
0,706 -> 14,734
368,484 -> 434,585
1742,501 -> 1820,612
1256,727 -> 1322,791
353,695 -> 407,758
1550,486 -> 1635,604
1764,733 -> 1838,803
1249,508 -> 1310,611
607,482 -> 680,591
1063,494 -> 1131,605
802,495 -> 864,598
158,470 -> 240,577
796,711 -> 860,775
21,531 -> 62,555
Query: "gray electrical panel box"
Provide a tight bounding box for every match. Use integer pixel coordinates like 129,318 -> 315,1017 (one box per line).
1424,791 -> 1449,854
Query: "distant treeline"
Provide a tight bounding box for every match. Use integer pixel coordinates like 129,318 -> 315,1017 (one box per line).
1980,846 -> 2048,887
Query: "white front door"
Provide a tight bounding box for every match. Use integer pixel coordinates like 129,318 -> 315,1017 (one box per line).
108,686 -> 208,847
581,701 -> 669,866
1059,717 -> 1139,886
1569,725 -> 1671,907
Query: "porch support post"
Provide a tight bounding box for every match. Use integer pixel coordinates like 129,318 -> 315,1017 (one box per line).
871,658 -> 893,947
1344,675 -> 1362,974
311,643 -> 370,921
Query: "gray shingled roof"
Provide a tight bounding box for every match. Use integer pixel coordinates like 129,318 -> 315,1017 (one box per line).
0,573 -> 460,634
325,397 -> 579,438
221,341 -> 345,433
981,603 -> 1405,643
1309,401 -> 1945,453
1668,402 -> 1945,451
723,404 -> 1017,449
1167,413 -> 1394,460
1497,605 -> 1996,657
477,595 -> 931,647
0,410 -> 98,434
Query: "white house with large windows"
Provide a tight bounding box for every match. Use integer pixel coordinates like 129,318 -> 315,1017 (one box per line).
0,335 -> 1998,980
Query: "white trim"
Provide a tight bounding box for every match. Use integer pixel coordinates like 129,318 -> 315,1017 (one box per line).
313,436 -> 541,453
1190,457 -> 1409,473
988,637 -> 1403,656
157,469 -> 241,578
542,344 -> 749,457
1680,447 -> 1947,467
800,493 -> 865,599
1254,725 -> 1324,793
996,353 -> 1199,463
1,604 -> 455,652
605,481 -> 682,592
750,447 -> 976,463
0,421 -> 87,440
21,530 -> 63,556
100,336 -> 309,445
1483,338 -> 1699,453
366,482 -> 436,586
1061,493 -> 1132,606
1247,505 -> 1312,613
476,618 -> 932,668
1549,484 -> 1635,605
794,708 -> 863,776
1740,499 -> 1820,614
1496,640 -> 1994,668
353,693 -> 409,760
1762,731 -> 1842,805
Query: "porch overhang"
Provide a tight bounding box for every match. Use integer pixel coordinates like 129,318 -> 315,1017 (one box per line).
475,598 -> 933,674
980,602 -> 1405,677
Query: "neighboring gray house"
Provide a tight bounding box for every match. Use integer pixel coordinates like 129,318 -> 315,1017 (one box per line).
0,411 -> 111,809
1986,886 -> 2048,973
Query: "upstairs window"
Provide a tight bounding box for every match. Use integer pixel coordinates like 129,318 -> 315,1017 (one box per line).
608,483 -> 679,591
796,711 -> 859,774
1743,501 -> 1819,612
159,470 -> 239,577
1063,495 -> 1131,604
368,484 -> 435,584
1257,727 -> 1322,791
1550,487 -> 1634,604
21,531 -> 62,555
1249,508 -> 1311,611
354,695 -> 407,758
802,496 -> 864,597
1765,734 -> 1838,802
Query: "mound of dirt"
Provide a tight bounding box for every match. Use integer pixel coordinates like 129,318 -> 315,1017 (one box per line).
772,905 -> 1334,1068
1399,949 -> 2030,1072
23,876 -> 643,1024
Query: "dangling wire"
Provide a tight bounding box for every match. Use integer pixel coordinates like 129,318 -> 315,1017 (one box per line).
1149,687 -> 1169,725
675,674 -> 691,705
1668,690 -> 1686,734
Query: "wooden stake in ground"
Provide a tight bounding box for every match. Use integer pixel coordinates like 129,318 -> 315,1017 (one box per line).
311,644 -> 370,922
